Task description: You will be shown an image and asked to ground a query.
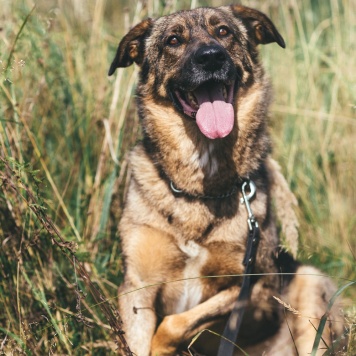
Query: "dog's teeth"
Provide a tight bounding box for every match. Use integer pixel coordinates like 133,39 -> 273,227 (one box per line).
187,92 -> 198,109
223,86 -> 227,100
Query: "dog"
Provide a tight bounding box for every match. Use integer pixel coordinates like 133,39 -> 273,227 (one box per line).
108,4 -> 345,355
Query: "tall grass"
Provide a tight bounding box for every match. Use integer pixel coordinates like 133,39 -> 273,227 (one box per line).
0,0 -> 355,354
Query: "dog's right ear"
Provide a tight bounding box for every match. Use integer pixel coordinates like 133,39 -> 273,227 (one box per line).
108,18 -> 153,76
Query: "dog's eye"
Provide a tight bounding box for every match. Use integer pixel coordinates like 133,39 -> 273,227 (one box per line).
217,26 -> 230,37
167,36 -> 181,46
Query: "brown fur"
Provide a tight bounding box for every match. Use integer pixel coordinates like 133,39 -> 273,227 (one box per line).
109,5 -> 345,355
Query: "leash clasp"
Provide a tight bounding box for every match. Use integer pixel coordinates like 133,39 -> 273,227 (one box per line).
240,180 -> 258,231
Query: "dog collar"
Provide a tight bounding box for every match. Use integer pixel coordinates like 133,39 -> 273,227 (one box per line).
157,160 -> 242,200
169,179 -> 241,200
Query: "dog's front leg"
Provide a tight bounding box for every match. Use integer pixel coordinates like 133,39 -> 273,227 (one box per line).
118,278 -> 158,356
118,225 -> 184,355
150,285 -> 240,355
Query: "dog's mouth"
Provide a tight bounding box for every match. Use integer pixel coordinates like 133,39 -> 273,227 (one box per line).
174,81 -> 235,139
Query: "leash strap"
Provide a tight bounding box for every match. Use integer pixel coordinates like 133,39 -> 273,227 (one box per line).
217,180 -> 260,356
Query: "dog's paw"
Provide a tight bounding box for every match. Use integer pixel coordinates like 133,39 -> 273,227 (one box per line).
150,346 -> 177,356
150,341 -> 177,356
150,315 -> 183,356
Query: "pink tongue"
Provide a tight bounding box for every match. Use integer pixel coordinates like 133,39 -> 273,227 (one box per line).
194,85 -> 234,139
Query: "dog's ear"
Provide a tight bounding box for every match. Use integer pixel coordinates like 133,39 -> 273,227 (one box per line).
230,5 -> 285,48
108,18 -> 153,76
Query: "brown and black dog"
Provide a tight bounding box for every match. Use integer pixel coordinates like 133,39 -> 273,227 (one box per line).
108,4 -> 345,355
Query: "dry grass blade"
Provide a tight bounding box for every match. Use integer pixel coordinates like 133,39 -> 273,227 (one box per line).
283,309 -> 300,356
4,5 -> 36,72
273,296 -> 301,316
187,329 -> 248,356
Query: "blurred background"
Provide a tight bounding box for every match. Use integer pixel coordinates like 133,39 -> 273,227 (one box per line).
0,0 -> 355,354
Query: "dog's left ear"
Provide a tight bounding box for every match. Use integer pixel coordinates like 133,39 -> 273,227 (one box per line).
230,5 -> 285,48
108,18 -> 154,76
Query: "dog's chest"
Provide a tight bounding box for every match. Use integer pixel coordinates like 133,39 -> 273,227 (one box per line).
166,241 -> 208,314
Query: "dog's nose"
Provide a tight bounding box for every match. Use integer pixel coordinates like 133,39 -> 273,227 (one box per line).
194,45 -> 227,71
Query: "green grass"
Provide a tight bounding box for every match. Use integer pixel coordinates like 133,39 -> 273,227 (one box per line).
0,0 -> 355,354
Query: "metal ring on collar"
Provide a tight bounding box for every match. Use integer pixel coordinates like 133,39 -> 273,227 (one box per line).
170,181 -> 183,194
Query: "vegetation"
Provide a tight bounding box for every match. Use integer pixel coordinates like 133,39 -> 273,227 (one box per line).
0,0 -> 355,354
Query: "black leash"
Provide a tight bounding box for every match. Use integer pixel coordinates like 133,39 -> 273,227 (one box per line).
217,180 -> 260,356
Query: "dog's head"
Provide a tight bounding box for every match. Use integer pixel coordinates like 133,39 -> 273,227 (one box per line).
109,5 -> 284,140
